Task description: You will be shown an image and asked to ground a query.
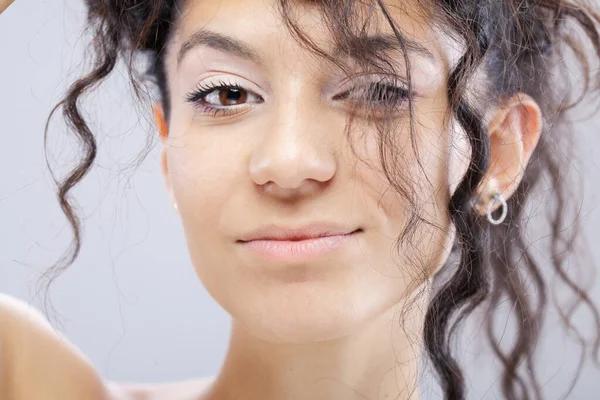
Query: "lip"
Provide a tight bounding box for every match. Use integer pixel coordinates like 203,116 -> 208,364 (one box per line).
238,229 -> 362,263
238,223 -> 360,242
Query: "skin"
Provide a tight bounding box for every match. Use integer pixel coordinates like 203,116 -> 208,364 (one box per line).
0,0 -> 13,14
0,0 -> 543,399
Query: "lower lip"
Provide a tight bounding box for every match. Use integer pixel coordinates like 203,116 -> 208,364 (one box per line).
239,230 -> 360,263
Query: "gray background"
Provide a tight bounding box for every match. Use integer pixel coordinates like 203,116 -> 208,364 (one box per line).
1,1 -> 600,398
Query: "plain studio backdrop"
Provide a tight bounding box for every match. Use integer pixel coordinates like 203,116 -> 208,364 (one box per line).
1,1 -> 600,399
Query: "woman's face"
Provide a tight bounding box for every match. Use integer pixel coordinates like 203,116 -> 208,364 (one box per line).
158,0 -> 468,342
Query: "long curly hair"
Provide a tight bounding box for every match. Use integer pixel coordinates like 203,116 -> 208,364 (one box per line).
41,0 -> 600,399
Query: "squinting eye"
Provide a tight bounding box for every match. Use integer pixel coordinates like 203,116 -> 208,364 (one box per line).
367,83 -> 410,105
334,81 -> 411,108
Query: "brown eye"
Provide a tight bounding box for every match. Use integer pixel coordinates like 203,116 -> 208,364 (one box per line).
184,80 -> 263,118
218,87 -> 248,106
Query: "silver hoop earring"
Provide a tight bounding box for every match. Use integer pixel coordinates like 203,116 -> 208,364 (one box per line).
487,193 -> 507,225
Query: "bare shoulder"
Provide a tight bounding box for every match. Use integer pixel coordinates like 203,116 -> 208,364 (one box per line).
0,293 -> 113,400
0,294 -> 216,400
0,292 -> 55,333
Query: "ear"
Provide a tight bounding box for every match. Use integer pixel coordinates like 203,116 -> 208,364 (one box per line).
152,102 -> 178,211
153,101 -> 169,141
475,93 -> 543,215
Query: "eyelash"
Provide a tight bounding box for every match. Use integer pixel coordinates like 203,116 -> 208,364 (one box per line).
184,79 -> 262,118
333,76 -> 412,106
184,77 -> 412,118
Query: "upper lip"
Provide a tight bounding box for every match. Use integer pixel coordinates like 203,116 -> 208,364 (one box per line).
238,222 -> 360,242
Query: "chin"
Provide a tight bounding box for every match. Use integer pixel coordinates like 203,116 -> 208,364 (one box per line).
229,283 -> 396,344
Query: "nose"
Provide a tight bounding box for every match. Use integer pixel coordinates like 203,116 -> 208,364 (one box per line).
248,88 -> 338,199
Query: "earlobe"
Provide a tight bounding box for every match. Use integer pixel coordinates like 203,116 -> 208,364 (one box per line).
160,145 -> 178,213
152,102 -> 169,141
154,103 -> 177,212
476,93 -> 543,215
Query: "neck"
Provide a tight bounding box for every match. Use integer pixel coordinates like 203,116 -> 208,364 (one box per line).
206,284 -> 431,400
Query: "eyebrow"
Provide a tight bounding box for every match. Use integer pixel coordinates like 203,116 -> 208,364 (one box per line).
336,34 -> 437,65
177,29 -> 264,67
177,29 -> 437,69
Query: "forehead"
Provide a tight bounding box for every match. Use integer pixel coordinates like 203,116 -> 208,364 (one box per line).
168,0 -> 456,70
174,0 -> 430,32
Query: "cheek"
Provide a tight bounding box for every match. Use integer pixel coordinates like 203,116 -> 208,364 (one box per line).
170,155 -> 229,218
165,137 -> 244,308
166,129 -> 243,245
361,99 -> 456,280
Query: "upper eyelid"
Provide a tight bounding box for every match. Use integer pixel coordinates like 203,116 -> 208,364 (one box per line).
190,88 -> 262,114
185,77 -> 261,100
341,74 -> 408,87
338,75 -> 401,85
194,74 -> 265,94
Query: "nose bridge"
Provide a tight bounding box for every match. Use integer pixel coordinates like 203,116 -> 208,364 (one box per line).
248,76 -> 338,191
